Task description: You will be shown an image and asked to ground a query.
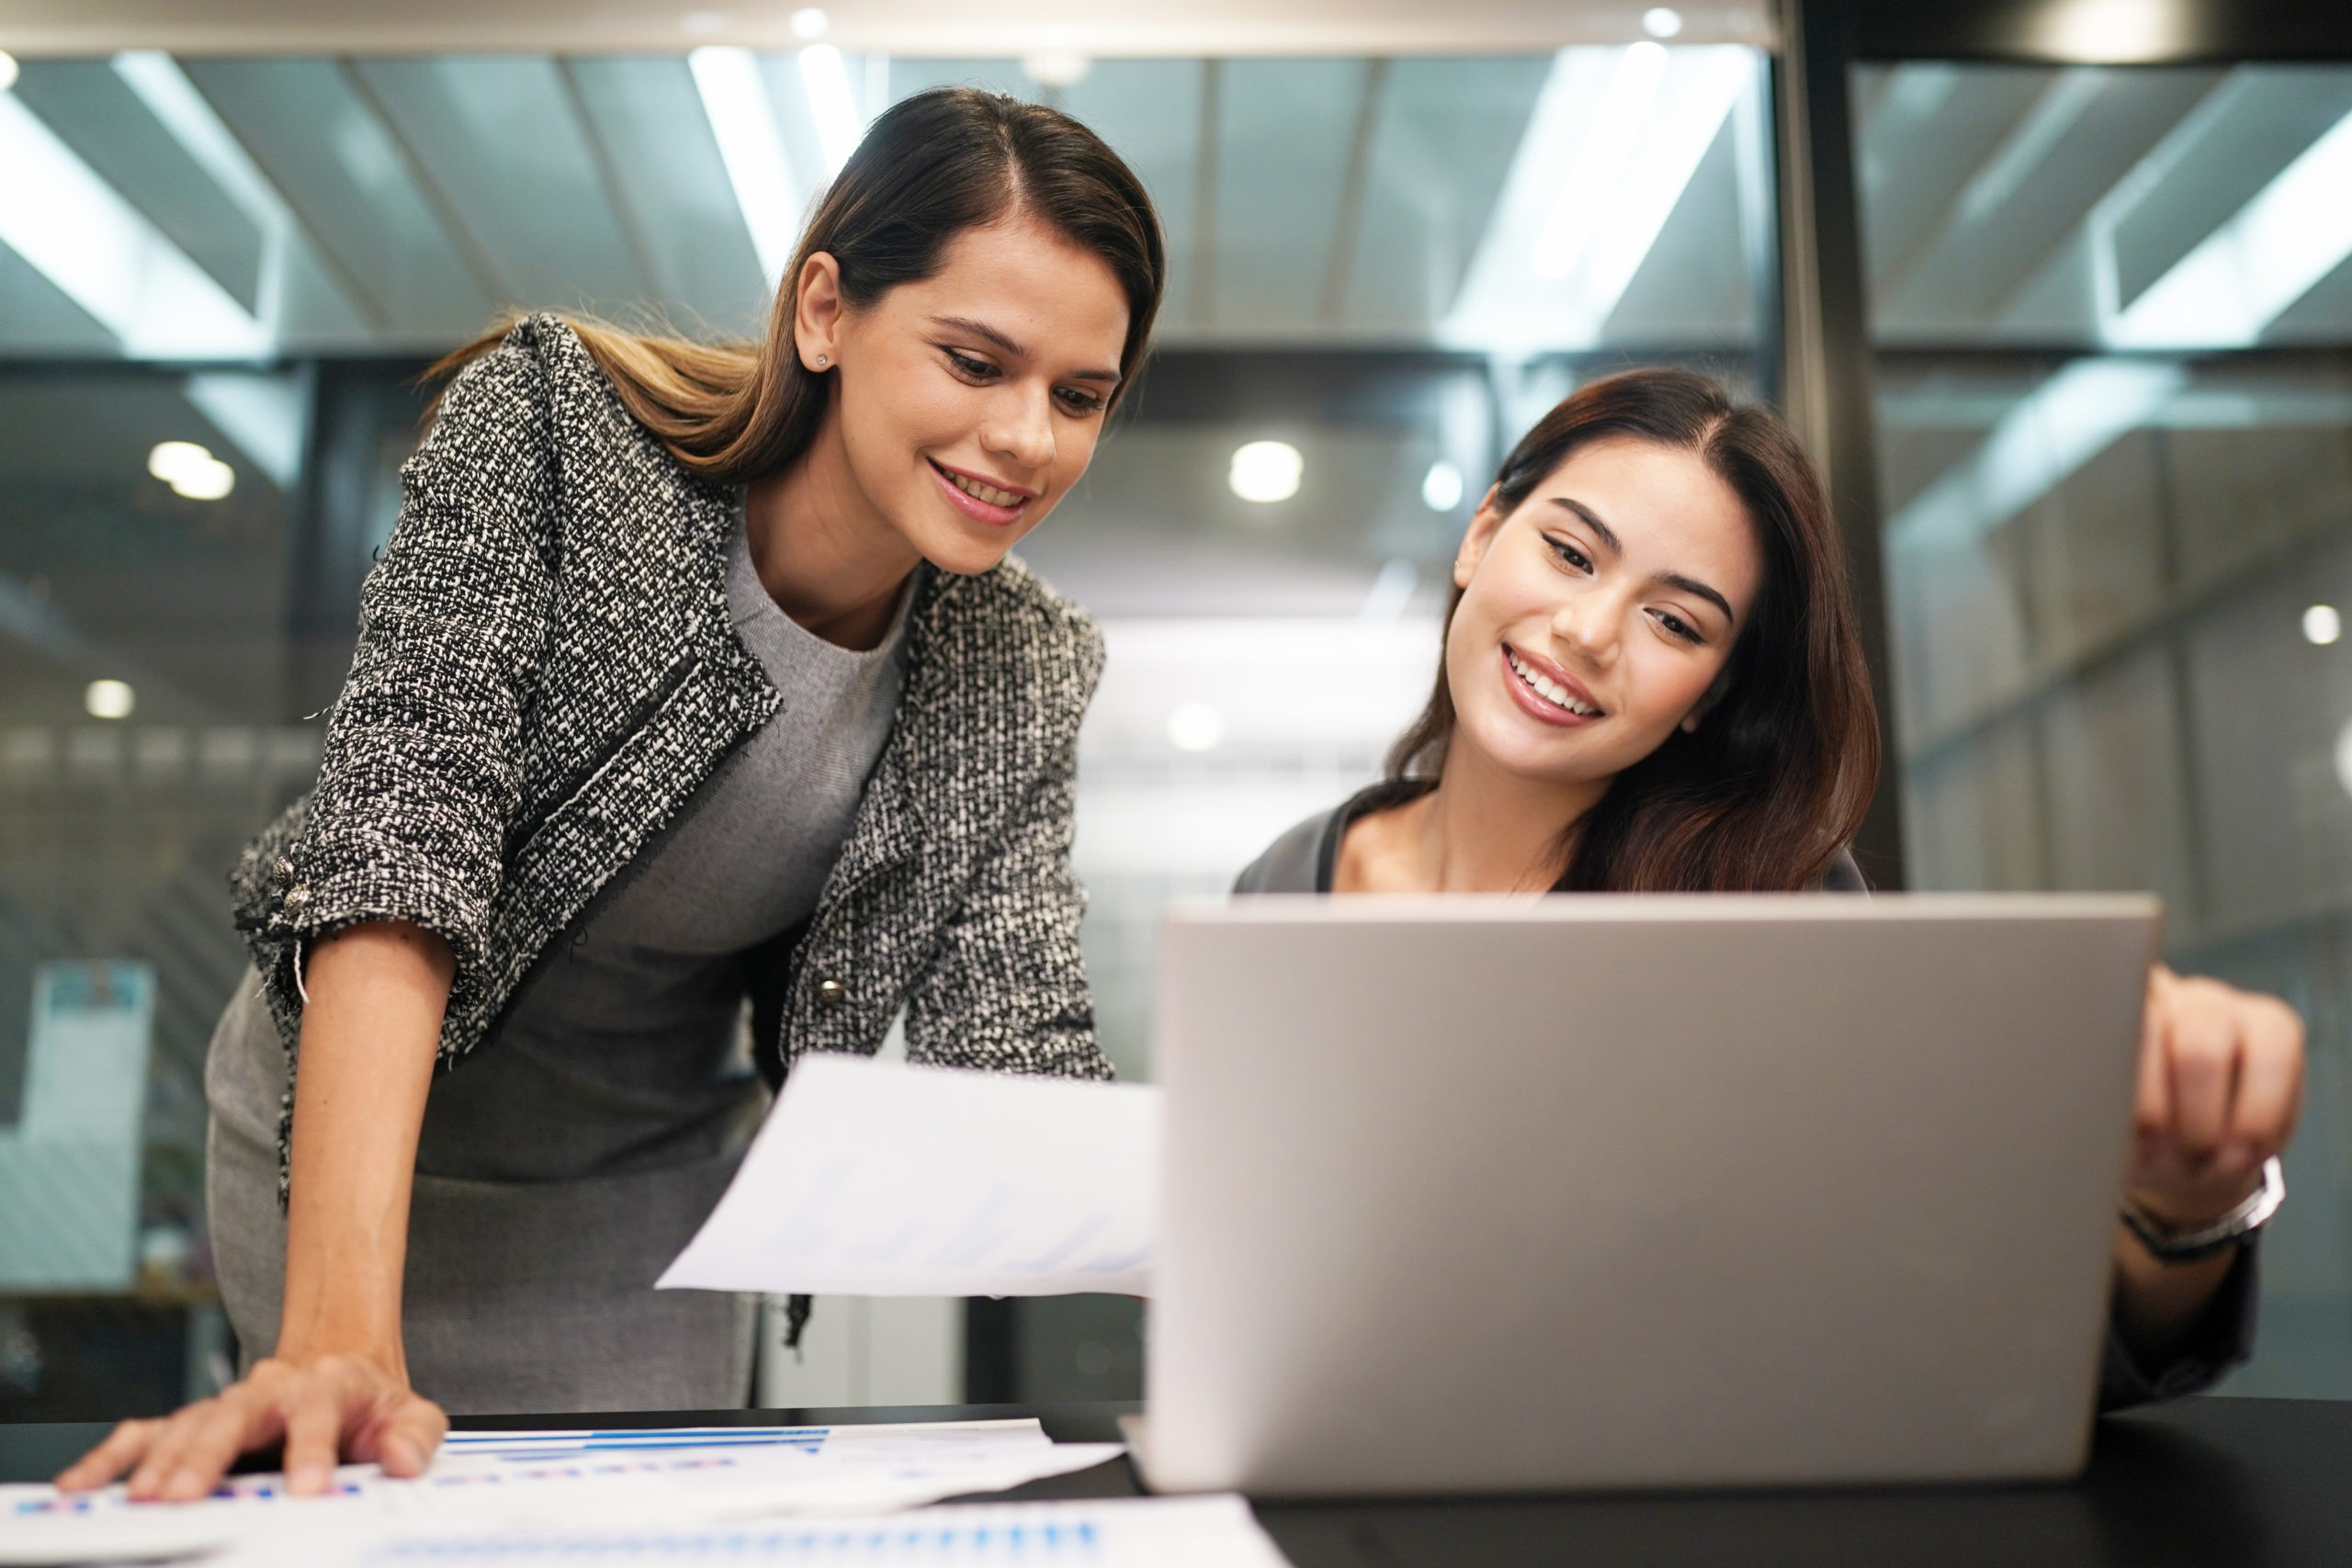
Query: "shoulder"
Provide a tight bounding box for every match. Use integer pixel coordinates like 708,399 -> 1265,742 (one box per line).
417,314 -> 686,490
1233,807 -> 1340,895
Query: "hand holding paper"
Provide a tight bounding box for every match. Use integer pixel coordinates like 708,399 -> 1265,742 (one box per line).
659,1055 -> 1159,1297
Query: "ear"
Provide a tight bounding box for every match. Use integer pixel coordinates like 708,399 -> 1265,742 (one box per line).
1453,484 -> 1509,591
793,251 -> 847,371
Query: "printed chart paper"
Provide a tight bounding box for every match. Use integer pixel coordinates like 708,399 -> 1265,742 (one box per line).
1,1420 -> 1124,1566
659,1055 -> 1159,1297
328,1495 -> 1289,1567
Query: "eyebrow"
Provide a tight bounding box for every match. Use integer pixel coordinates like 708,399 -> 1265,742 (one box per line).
932,315 -> 1122,386
1546,496 -> 1736,626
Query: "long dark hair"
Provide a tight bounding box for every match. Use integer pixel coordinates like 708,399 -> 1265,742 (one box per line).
1385,367 -> 1878,892
431,87 -> 1165,480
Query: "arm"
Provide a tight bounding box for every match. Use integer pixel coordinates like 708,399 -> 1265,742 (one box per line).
2105,966 -> 2304,1387
903,733 -> 1113,1080
58,923 -> 453,1498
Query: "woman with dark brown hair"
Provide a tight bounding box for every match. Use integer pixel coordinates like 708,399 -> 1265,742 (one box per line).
63,85 -> 1164,1497
1238,367 -> 2304,1407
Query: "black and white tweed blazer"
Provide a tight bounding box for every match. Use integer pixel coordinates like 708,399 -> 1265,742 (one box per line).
232,315 -> 1112,1110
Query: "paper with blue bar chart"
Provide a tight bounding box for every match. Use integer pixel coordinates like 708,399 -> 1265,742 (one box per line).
0,1420 -> 1128,1565
659,1056 -> 1158,1298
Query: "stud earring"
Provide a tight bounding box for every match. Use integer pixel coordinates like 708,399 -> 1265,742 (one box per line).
1680,713 -> 1702,734
815,354 -> 829,367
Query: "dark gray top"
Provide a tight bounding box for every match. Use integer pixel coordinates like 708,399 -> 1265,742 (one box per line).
1232,781 -> 2258,1413
413,514 -> 912,1183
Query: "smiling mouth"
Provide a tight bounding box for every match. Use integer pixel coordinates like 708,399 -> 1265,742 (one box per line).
931,460 -> 1030,510
1506,647 -> 1603,717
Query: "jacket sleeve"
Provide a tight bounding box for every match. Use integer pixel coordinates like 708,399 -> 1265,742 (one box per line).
2098,1243 -> 2259,1410
234,336 -> 559,1048
900,618 -> 1114,1082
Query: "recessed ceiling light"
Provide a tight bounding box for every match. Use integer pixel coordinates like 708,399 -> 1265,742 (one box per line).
1229,441 -> 1303,504
789,7 -> 830,39
0,51 -> 19,94
1642,7 -> 1685,37
1421,459 -> 1464,513
1166,701 -> 1226,753
85,680 -> 135,720
148,440 -> 234,500
2306,604 -> 2341,646
1023,51 -> 1092,88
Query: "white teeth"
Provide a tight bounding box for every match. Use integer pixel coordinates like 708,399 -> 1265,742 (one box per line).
1508,650 -> 1600,716
946,470 -> 1023,508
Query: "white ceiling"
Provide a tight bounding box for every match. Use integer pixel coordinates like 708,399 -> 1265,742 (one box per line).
0,0 -> 1776,58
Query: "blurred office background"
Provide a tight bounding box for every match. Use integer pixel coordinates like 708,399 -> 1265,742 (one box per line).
0,0 -> 2348,1415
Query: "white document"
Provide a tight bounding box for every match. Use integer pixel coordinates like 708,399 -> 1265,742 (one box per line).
659,1055 -> 1159,1298
322,1495 -> 1288,1568
0,1421 -> 1125,1566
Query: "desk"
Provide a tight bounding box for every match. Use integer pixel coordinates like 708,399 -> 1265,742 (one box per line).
6,1397 -> 2349,1565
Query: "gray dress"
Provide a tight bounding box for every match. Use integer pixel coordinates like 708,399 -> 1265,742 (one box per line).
207,514 -> 911,1415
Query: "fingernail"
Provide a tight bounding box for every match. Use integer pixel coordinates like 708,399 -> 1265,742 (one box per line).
290,1462 -> 329,1494
381,1438 -> 417,1473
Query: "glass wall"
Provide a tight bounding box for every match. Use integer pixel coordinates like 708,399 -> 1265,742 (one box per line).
0,43 -> 1775,1416
1854,62 -> 2352,1396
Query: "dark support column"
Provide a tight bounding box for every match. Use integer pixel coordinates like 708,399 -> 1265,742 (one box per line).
963,1299 -> 1019,1404
1776,0 -> 1906,887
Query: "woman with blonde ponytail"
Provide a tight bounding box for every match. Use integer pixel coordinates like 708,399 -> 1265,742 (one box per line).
62,86 -> 1166,1498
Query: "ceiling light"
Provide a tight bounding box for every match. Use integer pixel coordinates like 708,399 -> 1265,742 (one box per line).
1165,702 -> 1226,753
0,51 -> 18,94
799,45 -> 865,176
789,7 -> 830,38
1023,51 -> 1092,88
1642,7 -> 1685,38
2307,605 -> 2342,646
85,681 -> 135,721
148,439 -> 235,500
1531,43 -> 1670,281
1421,459 -> 1464,513
689,45 -> 802,286
1228,441 -> 1303,503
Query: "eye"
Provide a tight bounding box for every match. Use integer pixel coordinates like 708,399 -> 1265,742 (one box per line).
943,347 -> 999,381
1054,386 -> 1107,417
1653,609 -> 1705,646
1545,535 -> 1593,573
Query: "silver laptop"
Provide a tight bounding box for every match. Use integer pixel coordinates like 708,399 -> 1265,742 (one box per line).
1136,894 -> 2158,1496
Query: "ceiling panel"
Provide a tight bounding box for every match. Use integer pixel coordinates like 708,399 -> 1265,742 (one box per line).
350,57 -> 649,316
180,58 -> 492,339
1604,111 -> 1754,344
1340,55 -> 1550,338
1207,57 -> 1371,338
10,60 -> 266,314
565,56 -> 769,336
0,244 -> 115,356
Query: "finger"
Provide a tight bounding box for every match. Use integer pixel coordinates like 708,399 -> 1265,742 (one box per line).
280,1370 -> 350,1496
2224,998 -> 2306,1168
126,1404 -> 220,1502
2134,970 -> 2174,1146
2164,985 -> 2239,1164
370,1397 -> 449,1478
157,1394 -> 270,1503
55,1418 -> 161,1492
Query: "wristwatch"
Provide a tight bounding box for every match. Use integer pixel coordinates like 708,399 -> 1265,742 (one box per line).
2121,1156 -> 2286,1262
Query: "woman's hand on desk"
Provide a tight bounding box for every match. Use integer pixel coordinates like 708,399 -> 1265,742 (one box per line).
2127,965 -> 2304,1225
54,1351 -> 447,1500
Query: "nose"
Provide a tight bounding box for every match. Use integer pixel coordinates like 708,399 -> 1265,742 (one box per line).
1551,587 -> 1621,666
981,383 -> 1056,473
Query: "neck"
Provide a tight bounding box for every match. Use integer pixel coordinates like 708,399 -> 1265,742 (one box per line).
745,412 -> 922,651
1409,739 -> 1613,893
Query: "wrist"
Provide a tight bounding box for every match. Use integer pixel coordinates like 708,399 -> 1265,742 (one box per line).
2122,1156 -> 2285,1263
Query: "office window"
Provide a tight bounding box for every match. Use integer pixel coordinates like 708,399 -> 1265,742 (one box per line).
0,45 -> 1775,1414
1854,62 -> 2352,1396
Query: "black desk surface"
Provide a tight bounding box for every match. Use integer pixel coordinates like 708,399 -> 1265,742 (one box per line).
6,1397 -> 2349,1565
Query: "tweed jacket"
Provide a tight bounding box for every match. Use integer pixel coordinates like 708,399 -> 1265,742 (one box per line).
231,315 -> 1113,1133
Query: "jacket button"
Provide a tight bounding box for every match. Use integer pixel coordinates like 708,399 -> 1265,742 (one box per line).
816,978 -> 847,1009
283,885 -> 312,910
272,856 -> 296,887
